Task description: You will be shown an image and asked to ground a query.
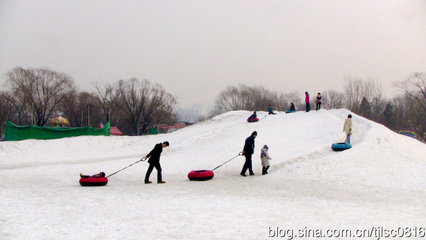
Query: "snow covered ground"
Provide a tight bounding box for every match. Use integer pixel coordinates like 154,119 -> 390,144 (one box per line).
0,109 -> 425,239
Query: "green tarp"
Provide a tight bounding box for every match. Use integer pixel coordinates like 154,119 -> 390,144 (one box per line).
148,127 -> 159,135
5,121 -> 110,141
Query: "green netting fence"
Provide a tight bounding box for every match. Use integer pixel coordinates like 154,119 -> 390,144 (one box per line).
5,121 -> 110,141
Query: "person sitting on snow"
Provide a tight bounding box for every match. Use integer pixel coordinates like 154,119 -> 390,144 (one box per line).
267,105 -> 276,115
80,172 -> 106,178
260,145 -> 272,175
289,103 -> 296,111
247,111 -> 257,122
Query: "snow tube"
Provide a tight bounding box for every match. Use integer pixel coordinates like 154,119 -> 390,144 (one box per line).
285,110 -> 295,113
331,142 -> 352,151
188,170 -> 214,181
79,177 -> 108,186
247,117 -> 259,122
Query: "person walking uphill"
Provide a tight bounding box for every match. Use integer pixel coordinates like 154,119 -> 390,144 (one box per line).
144,141 -> 169,184
343,115 -> 352,143
305,92 -> 311,112
241,131 -> 257,177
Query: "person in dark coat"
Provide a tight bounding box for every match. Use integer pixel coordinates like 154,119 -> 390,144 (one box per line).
316,93 -> 322,111
144,141 -> 169,184
289,102 -> 296,111
247,111 -> 258,122
241,131 -> 257,176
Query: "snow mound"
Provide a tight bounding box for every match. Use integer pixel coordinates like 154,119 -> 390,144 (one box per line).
0,109 -> 425,239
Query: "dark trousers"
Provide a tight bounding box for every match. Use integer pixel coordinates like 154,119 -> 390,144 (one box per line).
241,154 -> 254,175
145,162 -> 162,182
306,102 -> 310,112
316,102 -> 321,110
262,166 -> 270,174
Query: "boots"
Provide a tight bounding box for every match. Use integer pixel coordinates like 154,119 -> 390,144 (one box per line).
262,166 -> 270,175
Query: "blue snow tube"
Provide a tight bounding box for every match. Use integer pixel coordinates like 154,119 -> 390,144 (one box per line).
285,110 -> 295,113
331,142 -> 352,151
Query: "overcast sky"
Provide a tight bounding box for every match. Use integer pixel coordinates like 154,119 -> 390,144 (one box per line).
0,0 -> 425,111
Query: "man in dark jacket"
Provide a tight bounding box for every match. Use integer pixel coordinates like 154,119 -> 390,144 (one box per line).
241,131 -> 257,176
144,141 -> 169,184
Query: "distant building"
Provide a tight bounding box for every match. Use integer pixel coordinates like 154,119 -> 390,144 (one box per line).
110,126 -> 124,136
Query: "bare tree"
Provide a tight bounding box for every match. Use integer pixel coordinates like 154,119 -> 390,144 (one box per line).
280,92 -> 302,110
115,78 -> 176,135
94,82 -> 117,123
394,72 -> 426,112
178,104 -> 203,123
213,85 -> 248,113
59,91 -> 104,127
140,83 -> 177,133
212,84 -> 288,115
6,67 -> 75,126
344,77 -> 383,117
0,91 -> 14,137
322,90 -> 345,109
392,73 -> 426,139
59,90 -> 80,127
2,91 -> 30,125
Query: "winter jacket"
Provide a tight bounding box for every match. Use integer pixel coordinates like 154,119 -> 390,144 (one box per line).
243,135 -> 255,155
343,118 -> 353,134
316,94 -> 322,103
305,93 -> 310,103
146,143 -> 163,164
289,104 -> 295,111
260,147 -> 271,167
247,114 -> 257,122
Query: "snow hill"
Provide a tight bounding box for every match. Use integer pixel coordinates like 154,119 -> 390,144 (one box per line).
0,109 -> 425,239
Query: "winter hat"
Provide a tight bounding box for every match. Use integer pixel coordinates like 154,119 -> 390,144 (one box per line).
263,145 -> 269,149
252,131 -> 257,136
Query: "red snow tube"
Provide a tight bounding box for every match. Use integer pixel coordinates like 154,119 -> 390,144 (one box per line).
188,170 -> 214,181
79,177 -> 108,186
247,117 -> 259,123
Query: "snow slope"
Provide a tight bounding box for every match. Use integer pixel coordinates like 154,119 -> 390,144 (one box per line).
0,109 -> 425,239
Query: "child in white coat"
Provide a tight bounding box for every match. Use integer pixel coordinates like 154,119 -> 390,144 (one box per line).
260,145 -> 272,175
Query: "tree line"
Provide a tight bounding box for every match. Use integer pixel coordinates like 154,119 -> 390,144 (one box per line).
0,67 -> 177,136
211,73 -> 425,141
1,67 -> 424,141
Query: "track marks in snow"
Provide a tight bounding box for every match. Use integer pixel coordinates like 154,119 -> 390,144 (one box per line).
272,145 -> 331,171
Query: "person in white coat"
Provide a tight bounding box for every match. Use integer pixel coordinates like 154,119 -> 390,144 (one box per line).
260,145 -> 272,175
343,114 -> 353,143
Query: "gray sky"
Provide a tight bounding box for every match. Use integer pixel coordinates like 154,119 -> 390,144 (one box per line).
1,0 -> 425,111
